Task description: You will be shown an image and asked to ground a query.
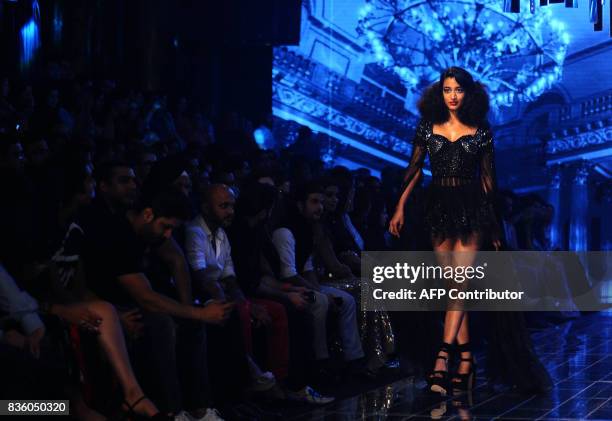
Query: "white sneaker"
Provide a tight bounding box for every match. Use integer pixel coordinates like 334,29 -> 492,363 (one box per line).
174,411 -> 192,421
286,386 -> 335,405
249,371 -> 276,392
200,408 -> 225,421
181,408 -> 225,421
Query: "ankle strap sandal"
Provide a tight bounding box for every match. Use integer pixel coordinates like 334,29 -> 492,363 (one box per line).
427,342 -> 454,396
452,342 -> 477,391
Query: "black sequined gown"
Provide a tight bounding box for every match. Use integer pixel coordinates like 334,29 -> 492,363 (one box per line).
400,118 -> 501,244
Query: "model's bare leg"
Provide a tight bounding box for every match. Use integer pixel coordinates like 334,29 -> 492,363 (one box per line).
442,311 -> 465,344
452,234 -> 480,382
86,301 -> 160,417
455,312 -> 469,350
431,233 -> 480,380
431,236 -> 455,377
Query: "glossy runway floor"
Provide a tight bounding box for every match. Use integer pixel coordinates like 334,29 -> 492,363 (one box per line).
288,312 -> 612,420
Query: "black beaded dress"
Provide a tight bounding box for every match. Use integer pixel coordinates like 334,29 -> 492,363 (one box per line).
398,119 -> 552,393
400,118 -> 500,244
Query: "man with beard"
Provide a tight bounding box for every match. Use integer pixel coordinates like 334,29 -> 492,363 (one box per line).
75,163 -> 231,420
184,184 -> 281,406
271,180 -> 365,380
227,180 -> 335,404
52,161 -> 139,292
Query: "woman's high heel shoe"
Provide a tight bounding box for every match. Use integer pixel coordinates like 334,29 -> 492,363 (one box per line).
427,342 -> 453,396
451,342 -> 476,392
121,396 -> 172,420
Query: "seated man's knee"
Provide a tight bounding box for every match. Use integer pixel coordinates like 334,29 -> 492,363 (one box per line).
327,288 -> 356,313
311,291 -> 329,313
340,291 -> 356,312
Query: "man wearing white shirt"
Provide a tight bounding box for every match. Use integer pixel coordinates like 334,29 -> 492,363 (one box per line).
271,181 -> 364,375
185,212 -> 237,300
184,184 -> 282,400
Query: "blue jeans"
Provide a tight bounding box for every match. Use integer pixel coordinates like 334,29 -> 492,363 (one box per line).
311,285 -> 364,362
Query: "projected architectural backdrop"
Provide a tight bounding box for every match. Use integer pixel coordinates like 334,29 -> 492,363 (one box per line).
272,0 -> 612,250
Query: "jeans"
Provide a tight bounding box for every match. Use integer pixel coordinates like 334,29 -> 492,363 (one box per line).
311,286 -> 364,362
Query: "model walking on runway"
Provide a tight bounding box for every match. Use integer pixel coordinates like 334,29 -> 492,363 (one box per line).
389,66 -> 502,395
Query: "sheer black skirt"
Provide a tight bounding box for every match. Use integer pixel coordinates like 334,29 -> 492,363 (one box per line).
424,177 -> 497,244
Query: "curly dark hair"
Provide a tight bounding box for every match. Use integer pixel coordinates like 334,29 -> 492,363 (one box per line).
417,67 -> 490,128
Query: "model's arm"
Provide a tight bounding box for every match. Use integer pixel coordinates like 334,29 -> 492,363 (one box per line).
480,127 -> 502,249
398,120 -> 427,208
480,127 -> 496,195
389,119 -> 427,236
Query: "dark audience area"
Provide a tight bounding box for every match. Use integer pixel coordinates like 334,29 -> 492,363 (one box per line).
0,66 -> 580,421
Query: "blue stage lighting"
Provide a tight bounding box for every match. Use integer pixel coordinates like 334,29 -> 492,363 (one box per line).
20,19 -> 39,68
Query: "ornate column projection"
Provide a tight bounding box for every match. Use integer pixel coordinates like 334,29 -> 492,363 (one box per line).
569,161 -> 591,251
502,0 -> 521,13
590,0 -> 603,31
547,163 -> 563,250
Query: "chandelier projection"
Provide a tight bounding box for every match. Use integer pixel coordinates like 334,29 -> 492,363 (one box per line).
357,0 -> 571,108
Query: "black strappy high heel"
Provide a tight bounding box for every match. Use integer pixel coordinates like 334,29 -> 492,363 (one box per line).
122,396 -> 172,421
451,342 -> 476,392
427,342 -> 453,395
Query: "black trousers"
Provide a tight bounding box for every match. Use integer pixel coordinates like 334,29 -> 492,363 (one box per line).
205,309 -> 250,406
130,312 -> 210,414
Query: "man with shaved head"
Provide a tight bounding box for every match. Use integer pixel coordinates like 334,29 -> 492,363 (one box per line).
187,184 -> 236,300
185,183 -> 290,404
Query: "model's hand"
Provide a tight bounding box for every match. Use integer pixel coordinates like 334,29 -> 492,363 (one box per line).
389,209 -> 405,238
